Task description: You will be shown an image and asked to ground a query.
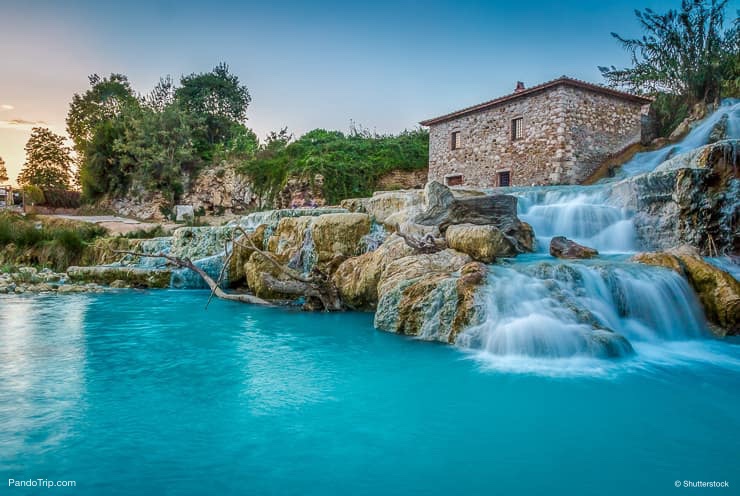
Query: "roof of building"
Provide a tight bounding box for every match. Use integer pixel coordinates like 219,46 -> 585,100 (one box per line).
419,76 -> 652,126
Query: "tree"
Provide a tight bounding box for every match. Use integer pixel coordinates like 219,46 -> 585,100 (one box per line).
600,0 -> 739,104
143,75 -> 175,112
67,74 -> 138,162
175,63 -> 251,149
79,118 -> 130,200
17,127 -> 73,190
0,156 -> 8,183
115,105 -> 201,201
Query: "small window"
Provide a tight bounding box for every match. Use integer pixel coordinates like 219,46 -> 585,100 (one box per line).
446,174 -> 463,186
511,118 -> 523,141
498,171 -> 510,187
451,131 -> 461,150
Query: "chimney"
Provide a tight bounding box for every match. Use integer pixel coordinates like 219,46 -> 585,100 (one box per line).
515,81 -> 526,93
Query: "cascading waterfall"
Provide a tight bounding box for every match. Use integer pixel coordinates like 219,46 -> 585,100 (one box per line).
617,98 -> 740,178
361,222 -> 388,253
463,100 -> 740,364
514,187 -> 636,252
458,259 -> 706,359
288,227 -> 317,274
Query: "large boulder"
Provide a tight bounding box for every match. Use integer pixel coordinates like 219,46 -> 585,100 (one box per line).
413,181 -> 534,254
341,190 -> 424,227
633,248 -> 740,336
374,249 -> 487,343
228,224 -> 267,287
170,226 -> 233,260
244,212 -> 372,300
244,251 -> 293,300
550,236 -> 599,259
415,181 -> 519,232
445,223 -> 520,262
266,216 -> 314,262
331,234 -> 417,310
311,213 -> 372,265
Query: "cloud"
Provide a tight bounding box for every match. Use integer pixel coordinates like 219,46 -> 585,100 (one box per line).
0,118 -> 49,131
0,104 -> 14,111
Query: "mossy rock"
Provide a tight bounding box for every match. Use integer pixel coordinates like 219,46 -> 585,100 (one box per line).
66,266 -> 171,288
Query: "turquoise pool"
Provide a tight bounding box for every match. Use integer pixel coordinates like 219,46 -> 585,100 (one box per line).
1,291 -> 738,495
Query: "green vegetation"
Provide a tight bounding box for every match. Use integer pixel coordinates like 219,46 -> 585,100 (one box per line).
17,127 -> 74,190
601,0 -> 739,137
121,225 -> 170,239
60,62 -> 426,209
68,64 -> 255,203
239,127 -> 429,205
0,211 -> 108,271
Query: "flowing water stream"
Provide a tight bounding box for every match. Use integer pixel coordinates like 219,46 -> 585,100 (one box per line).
459,99 -> 740,366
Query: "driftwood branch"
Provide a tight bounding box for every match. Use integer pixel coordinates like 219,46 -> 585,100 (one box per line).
111,223 -> 344,311
112,250 -> 273,306
395,227 -> 446,254
231,226 -> 343,311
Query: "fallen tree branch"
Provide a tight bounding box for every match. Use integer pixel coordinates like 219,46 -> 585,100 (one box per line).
395,227 -> 446,254
232,226 -> 313,283
231,226 -> 343,311
112,250 -> 273,306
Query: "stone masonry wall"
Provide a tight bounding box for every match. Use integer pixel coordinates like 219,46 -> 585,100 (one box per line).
561,86 -> 644,183
427,84 -> 645,187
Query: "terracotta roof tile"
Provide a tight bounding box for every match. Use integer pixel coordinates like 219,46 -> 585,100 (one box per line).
419,76 -> 652,126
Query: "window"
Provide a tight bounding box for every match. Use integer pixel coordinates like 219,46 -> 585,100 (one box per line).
451,131 -> 461,150
511,118 -> 523,141
498,171 -> 510,187
445,174 -> 463,186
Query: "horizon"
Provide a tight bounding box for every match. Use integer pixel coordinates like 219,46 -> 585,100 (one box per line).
0,0 -> 726,185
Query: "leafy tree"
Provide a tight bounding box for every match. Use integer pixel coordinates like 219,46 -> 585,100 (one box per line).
0,156 -> 8,183
175,63 -> 251,150
79,118 -> 130,200
143,75 -> 175,112
67,74 -> 138,162
115,105 -> 201,201
600,0 -> 738,104
17,127 -> 73,190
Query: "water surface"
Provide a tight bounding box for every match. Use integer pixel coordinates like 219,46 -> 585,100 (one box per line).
1,291 -> 738,495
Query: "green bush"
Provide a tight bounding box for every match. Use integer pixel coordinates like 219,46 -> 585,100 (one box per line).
0,211 -> 108,271
649,93 -> 690,138
238,127 -> 429,205
121,225 -> 170,239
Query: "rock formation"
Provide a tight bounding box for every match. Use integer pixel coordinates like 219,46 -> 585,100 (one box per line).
549,236 -> 599,259
610,140 -> 739,255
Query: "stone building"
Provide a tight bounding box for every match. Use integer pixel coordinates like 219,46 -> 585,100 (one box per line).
420,77 -> 651,187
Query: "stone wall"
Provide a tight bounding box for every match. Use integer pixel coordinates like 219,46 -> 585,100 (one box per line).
375,168 -> 428,190
427,85 -> 645,187
561,86 -> 644,183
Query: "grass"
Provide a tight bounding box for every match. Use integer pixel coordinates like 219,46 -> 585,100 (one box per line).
0,211 -> 108,271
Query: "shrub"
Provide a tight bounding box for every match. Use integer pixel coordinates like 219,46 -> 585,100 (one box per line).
0,211 -> 108,271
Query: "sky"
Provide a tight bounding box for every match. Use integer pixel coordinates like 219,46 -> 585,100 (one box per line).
0,0 -> 729,185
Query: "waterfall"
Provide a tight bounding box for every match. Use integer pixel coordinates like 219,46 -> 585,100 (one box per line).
515,187 -> 636,253
288,227 -> 317,274
458,260 -> 707,359
459,102 -> 740,365
616,98 -> 740,178
505,99 -> 740,256
170,254 -> 228,289
361,222 -> 388,253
